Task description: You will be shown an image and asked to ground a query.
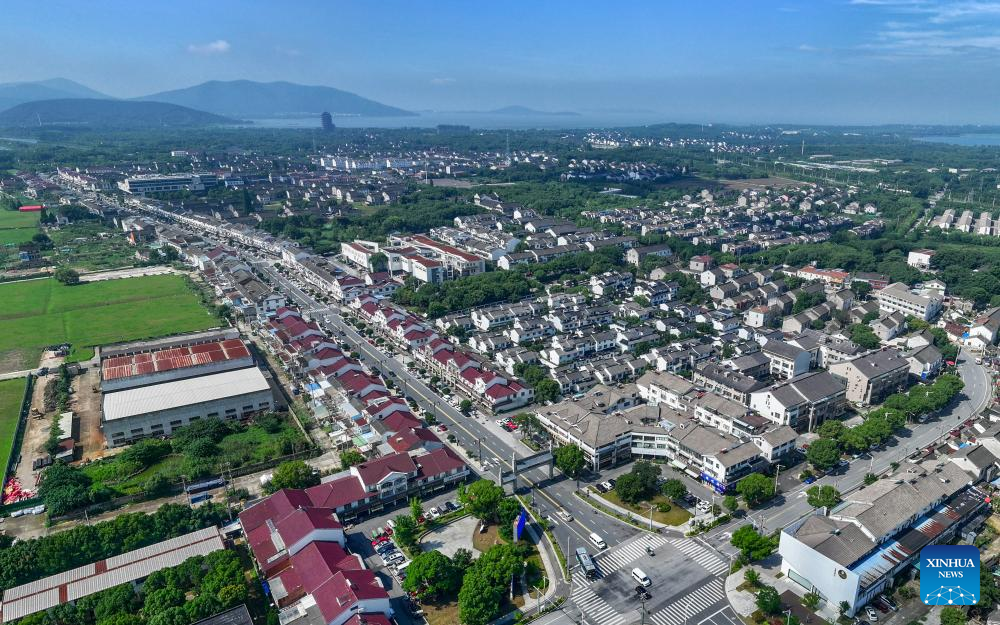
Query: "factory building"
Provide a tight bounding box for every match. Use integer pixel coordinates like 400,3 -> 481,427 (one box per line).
100,330 -> 275,447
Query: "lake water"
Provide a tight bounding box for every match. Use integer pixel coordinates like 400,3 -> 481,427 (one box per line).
916,133 -> 1000,146
245,110 -> 667,130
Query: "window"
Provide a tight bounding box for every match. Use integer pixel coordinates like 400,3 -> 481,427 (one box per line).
225,408 -> 237,415
242,405 -> 254,412
258,401 -> 270,408
130,428 -> 144,435
169,420 -> 183,427
207,412 -> 219,418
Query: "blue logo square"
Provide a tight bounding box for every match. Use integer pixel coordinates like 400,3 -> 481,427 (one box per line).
920,545 -> 980,605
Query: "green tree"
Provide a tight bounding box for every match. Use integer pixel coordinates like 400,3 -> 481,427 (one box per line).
744,568 -> 761,588
403,550 -> 461,601
940,607 -> 967,625
394,514 -> 418,549
534,378 -> 562,404
723,495 -> 739,514
803,592 -> 821,611
265,460 -> 319,493
816,420 -> 846,440
731,525 -> 776,562
807,438 -> 842,471
459,399 -> 473,415
838,601 -> 850,618
513,413 -> 541,438
756,585 -> 781,616
554,444 -> 585,478
735,473 -> 775,507
458,567 -> 504,625
614,461 -> 661,504
410,497 -> 424,523
850,323 -> 881,349
806,485 -> 841,509
339,449 -> 365,469
660,478 -> 688,502
53,266 -> 80,285
38,462 -> 92,517
458,479 -> 505,522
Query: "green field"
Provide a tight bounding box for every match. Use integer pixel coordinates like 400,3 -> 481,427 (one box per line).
0,274 -> 220,373
0,209 -> 39,247
0,377 -> 28,478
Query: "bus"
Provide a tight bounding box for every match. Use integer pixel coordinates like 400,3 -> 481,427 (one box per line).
576,547 -> 597,579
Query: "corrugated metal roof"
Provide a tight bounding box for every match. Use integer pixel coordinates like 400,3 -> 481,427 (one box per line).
103,367 -> 271,422
1,588 -> 60,622
1,528 -> 224,623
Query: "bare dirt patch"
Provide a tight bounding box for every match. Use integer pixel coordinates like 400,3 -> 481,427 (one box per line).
75,366 -> 107,460
720,176 -> 807,191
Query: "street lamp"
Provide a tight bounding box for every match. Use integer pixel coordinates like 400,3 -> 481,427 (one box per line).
784,609 -> 793,625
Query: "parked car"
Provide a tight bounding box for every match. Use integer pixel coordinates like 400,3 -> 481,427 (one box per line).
865,606 -> 878,621
428,507 -> 441,519
600,481 -> 614,491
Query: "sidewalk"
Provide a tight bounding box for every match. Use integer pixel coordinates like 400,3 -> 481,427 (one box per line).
725,557 -> 841,623
578,487 -> 693,535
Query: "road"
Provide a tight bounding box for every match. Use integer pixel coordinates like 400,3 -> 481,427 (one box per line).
132,212 -> 995,625
700,348 -> 992,556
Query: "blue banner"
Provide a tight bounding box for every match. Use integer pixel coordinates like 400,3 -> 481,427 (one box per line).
514,507 -> 527,541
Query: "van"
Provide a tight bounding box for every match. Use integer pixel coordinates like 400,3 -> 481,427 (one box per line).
631,568 -> 652,587
589,532 -> 607,550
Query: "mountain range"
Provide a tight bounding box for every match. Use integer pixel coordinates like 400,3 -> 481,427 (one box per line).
0,78 -> 414,127
138,80 -> 413,118
0,99 -> 237,128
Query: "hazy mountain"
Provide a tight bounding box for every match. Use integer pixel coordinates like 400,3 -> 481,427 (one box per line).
489,105 -> 580,116
0,78 -> 110,111
0,99 -> 239,128
138,80 -> 414,118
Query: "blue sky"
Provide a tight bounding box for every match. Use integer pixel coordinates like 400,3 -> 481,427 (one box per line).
5,0 -> 1000,124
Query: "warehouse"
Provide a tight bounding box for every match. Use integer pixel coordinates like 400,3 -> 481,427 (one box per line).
99,330 -> 275,447
0,527 -> 225,623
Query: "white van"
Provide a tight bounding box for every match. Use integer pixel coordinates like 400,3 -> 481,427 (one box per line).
632,567 -> 652,587
589,532 -> 607,550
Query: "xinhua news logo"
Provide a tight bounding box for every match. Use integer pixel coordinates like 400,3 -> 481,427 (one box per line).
920,545 -> 980,606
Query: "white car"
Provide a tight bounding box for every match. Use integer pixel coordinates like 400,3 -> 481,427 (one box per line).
865,607 -> 878,621
428,507 -> 441,519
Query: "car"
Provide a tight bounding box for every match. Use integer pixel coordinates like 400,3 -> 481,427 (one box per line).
803,476 -> 817,484
865,606 -> 878,621
437,424 -> 448,432
376,544 -> 396,555
443,501 -> 456,512
429,507 -> 441,518
452,499 -> 463,510
595,483 -> 608,493
600,481 -> 614,491
837,459 -> 849,469
557,508 -> 573,522
371,536 -> 389,546
607,478 -> 616,488
877,595 -> 898,611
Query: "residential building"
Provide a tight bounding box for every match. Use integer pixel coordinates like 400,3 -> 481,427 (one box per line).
829,348 -> 910,405
874,283 -> 943,322
749,371 -> 847,431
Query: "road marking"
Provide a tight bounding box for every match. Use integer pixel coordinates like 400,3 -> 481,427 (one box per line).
588,535 -> 668,575
570,581 -> 625,625
666,539 -> 728,575
647,577 -> 725,625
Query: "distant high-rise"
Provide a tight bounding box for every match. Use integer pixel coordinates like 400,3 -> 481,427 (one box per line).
320,111 -> 335,131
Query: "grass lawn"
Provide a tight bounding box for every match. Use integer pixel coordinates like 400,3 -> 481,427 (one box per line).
0,274 -> 219,373
598,490 -> 692,526
0,377 -> 28,477
48,223 -> 139,271
0,210 -> 40,230
420,600 -> 459,625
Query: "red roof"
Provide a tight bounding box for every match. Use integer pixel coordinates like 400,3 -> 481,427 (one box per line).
314,570 -> 388,622
276,507 -> 343,547
381,411 -> 421,432
415,447 -> 466,479
102,338 -> 251,381
306,476 -> 367,510
18,205 -> 42,212
352,452 -> 417,488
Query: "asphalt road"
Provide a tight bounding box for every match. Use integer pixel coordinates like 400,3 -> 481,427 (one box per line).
134,215 -> 994,625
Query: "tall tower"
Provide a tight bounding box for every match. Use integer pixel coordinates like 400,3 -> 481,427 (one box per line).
321,111 -> 335,131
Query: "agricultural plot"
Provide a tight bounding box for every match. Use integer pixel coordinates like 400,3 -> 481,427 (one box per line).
0,274 -> 219,373
0,377 -> 28,479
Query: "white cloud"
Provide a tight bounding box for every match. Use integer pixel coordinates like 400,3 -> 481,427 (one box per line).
852,1 -> 1000,58
430,77 -> 456,85
187,40 -> 231,55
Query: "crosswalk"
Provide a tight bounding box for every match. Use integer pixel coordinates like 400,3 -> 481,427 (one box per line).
592,535 -> 669,575
570,535 -> 729,625
571,579 -> 626,625
666,538 -> 729,575
647,577 -> 726,625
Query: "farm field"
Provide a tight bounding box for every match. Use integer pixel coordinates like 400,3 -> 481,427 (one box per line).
0,274 -> 220,373
0,377 -> 28,479
0,210 -> 40,246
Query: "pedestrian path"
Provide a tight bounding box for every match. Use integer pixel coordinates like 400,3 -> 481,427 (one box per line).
647,577 -> 726,625
592,534 -> 669,575
667,538 -> 729,575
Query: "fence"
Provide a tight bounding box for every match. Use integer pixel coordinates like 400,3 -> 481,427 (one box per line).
0,374 -> 39,515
